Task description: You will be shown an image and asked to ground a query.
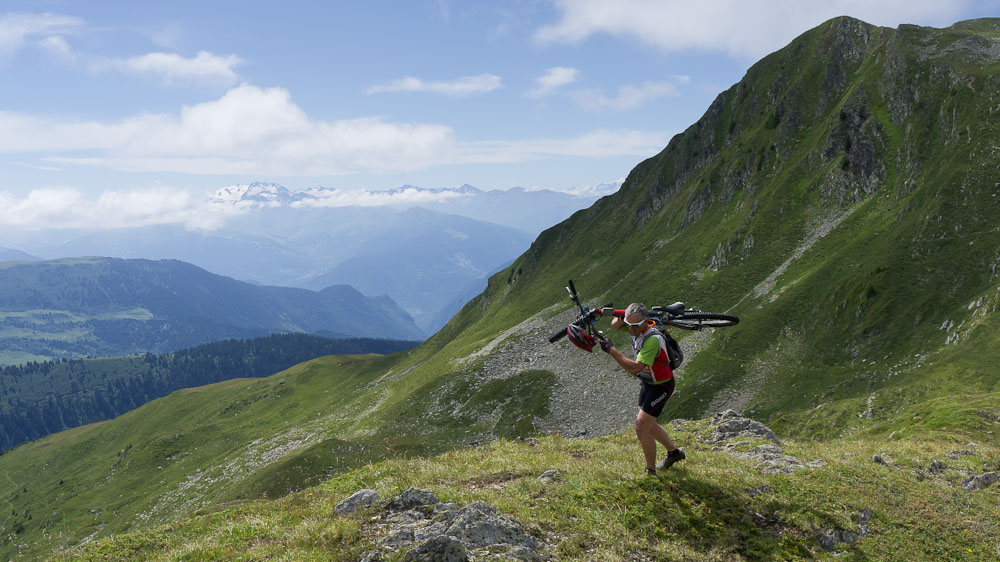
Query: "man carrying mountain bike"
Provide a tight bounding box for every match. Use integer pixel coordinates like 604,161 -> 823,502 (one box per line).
598,302 -> 685,476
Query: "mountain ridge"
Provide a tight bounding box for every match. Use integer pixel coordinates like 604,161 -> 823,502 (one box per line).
3,16 -> 1000,560
208,181 -> 619,207
0,256 -> 423,363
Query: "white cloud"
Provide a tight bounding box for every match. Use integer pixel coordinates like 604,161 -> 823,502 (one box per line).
0,12 -> 81,57
0,186 -> 241,231
535,0 -> 974,59
527,66 -> 579,98
38,35 -> 76,62
94,51 -> 243,86
0,82 -> 666,181
572,81 -> 679,112
291,186 -> 470,209
0,84 -> 458,176
524,179 -> 625,197
366,73 -> 502,96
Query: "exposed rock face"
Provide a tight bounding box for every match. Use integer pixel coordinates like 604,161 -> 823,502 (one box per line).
709,410 -> 782,445
344,487 -> 542,561
732,444 -> 806,475
403,535 -> 467,561
963,471 -> 999,491
335,489 -> 380,515
820,509 -> 873,552
703,411 -> 818,474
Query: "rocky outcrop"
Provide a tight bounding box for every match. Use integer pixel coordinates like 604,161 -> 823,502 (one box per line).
343,487 -> 543,562
708,409 -> 782,445
335,489 -> 380,515
963,471 -> 999,491
820,509 -> 873,552
703,410 -> 835,475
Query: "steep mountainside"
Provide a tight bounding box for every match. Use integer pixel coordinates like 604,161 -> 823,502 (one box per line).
2,17 -> 1000,560
0,257 -> 423,363
467,16 -> 1000,428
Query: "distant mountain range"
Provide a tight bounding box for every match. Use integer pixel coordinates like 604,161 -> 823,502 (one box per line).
0,247 -> 40,262
2,183 -> 617,334
208,181 -> 619,235
0,257 -> 423,364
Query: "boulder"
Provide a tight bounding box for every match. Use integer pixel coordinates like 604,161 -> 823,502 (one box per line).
442,501 -> 538,551
538,470 -> 560,483
819,509 -> 872,551
403,535 -> 468,562
963,472 -> 998,491
389,488 -> 440,512
366,489 -> 542,561
335,489 -> 380,515
709,410 -> 781,445
741,444 -> 805,474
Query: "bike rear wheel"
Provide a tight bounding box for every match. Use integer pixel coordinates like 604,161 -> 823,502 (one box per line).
666,310 -> 739,330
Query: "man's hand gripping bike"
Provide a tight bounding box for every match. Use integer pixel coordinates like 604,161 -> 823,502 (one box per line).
548,280 -> 739,352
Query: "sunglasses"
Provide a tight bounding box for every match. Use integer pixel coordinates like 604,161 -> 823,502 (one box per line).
623,317 -> 647,327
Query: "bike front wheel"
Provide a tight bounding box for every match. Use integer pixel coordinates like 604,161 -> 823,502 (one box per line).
665,310 -> 739,330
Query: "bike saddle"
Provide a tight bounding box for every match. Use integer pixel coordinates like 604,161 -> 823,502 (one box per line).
664,302 -> 685,315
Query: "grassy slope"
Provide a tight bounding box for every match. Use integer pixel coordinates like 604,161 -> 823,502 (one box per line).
61,403 -> 999,561
4,16 -> 1000,560
1,354 -> 404,557
456,16 -> 1000,435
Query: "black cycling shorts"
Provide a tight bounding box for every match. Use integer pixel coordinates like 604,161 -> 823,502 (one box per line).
638,377 -> 675,418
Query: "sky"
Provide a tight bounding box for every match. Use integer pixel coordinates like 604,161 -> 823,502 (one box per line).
1,0 -> 998,231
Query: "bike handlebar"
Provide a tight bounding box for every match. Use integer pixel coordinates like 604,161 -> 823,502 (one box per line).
548,326 -> 568,343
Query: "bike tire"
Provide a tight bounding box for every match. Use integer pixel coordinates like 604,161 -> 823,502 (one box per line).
666,311 -> 739,330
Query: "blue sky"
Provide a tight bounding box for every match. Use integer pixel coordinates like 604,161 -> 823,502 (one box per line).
1,0 -> 998,230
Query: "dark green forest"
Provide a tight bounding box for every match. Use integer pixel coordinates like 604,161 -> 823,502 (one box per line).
0,333 -> 417,452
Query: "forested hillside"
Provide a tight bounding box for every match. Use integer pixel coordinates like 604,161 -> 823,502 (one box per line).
0,333 -> 418,451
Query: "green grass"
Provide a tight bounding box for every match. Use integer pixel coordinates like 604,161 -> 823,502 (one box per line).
0,352 -> 557,559
57,410 -> 1000,561
5,15 -> 1000,561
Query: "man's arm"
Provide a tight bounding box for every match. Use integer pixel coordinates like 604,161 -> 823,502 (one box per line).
600,337 -> 648,375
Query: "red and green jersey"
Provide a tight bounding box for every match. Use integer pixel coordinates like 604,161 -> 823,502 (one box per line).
631,326 -> 674,384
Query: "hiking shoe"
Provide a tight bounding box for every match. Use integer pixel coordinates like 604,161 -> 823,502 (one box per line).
657,449 -> 686,470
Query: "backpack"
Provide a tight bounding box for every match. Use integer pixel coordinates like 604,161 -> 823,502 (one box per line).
662,330 -> 683,370
634,326 -> 684,382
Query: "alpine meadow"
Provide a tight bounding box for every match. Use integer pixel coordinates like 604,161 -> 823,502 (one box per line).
3,16 -> 1000,561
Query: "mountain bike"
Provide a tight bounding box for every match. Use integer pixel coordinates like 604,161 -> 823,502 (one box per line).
548,280 -> 739,351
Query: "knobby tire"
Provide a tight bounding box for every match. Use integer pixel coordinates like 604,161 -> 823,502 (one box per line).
666,311 -> 739,330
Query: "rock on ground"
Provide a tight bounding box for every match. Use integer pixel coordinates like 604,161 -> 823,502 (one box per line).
709,410 -> 782,445
963,471 -> 999,491
335,489 -> 380,515
344,487 -> 542,561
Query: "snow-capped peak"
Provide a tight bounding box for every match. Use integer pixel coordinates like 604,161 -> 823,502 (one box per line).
211,182 -> 293,206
